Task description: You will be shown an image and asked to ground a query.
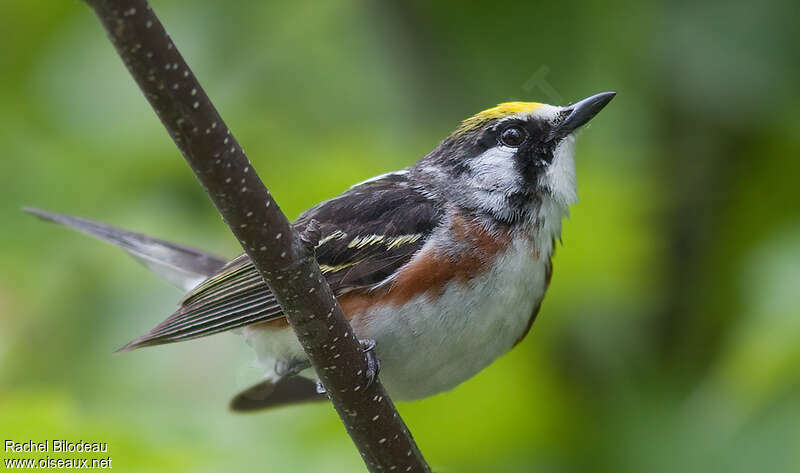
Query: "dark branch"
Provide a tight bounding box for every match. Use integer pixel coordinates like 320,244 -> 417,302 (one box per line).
83,1 -> 430,471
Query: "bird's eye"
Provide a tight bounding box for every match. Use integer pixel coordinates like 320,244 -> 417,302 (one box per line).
499,125 -> 527,147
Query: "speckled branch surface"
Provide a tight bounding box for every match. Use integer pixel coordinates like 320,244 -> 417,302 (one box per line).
83,1 -> 430,471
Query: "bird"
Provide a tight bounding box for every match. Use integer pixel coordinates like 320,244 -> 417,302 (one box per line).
27,91 -> 615,411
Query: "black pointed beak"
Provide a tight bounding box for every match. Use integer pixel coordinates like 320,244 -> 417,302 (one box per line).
549,91 -> 615,141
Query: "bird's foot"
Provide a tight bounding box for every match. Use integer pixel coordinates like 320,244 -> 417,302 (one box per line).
314,339 -> 381,395
359,338 -> 381,391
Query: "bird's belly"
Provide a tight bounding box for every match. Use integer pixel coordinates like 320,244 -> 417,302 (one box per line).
357,240 -> 550,400
242,240 -> 551,401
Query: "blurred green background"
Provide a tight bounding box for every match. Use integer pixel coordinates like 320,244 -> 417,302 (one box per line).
1,0 -> 799,471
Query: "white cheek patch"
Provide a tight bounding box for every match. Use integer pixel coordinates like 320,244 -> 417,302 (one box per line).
542,135 -> 577,207
467,146 -> 522,193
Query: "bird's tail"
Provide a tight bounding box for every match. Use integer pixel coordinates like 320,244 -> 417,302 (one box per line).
230,376 -> 326,412
24,207 -> 227,291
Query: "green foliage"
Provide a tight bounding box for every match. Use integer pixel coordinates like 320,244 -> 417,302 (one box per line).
1,0 -> 798,471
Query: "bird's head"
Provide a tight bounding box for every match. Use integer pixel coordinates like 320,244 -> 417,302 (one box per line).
414,92 -> 615,224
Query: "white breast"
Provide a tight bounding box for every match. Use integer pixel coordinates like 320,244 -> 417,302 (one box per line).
355,237 -> 551,400
241,237 -> 552,400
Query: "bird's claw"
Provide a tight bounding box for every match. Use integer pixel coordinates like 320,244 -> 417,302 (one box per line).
360,338 -> 380,391
314,339 -> 380,395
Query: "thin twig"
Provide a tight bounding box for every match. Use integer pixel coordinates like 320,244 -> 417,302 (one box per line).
83,1 -> 431,471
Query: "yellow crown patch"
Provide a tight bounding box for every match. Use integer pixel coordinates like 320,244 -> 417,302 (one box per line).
455,102 -> 543,136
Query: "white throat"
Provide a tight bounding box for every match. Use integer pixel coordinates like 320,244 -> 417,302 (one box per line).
542,134 -> 578,208
526,135 -> 577,253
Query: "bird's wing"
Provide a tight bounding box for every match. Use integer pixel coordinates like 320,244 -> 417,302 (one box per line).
24,207 -> 227,291
120,171 -> 443,351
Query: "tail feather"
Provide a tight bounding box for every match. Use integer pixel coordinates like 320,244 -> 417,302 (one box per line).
230,376 -> 326,412
24,207 -> 227,291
